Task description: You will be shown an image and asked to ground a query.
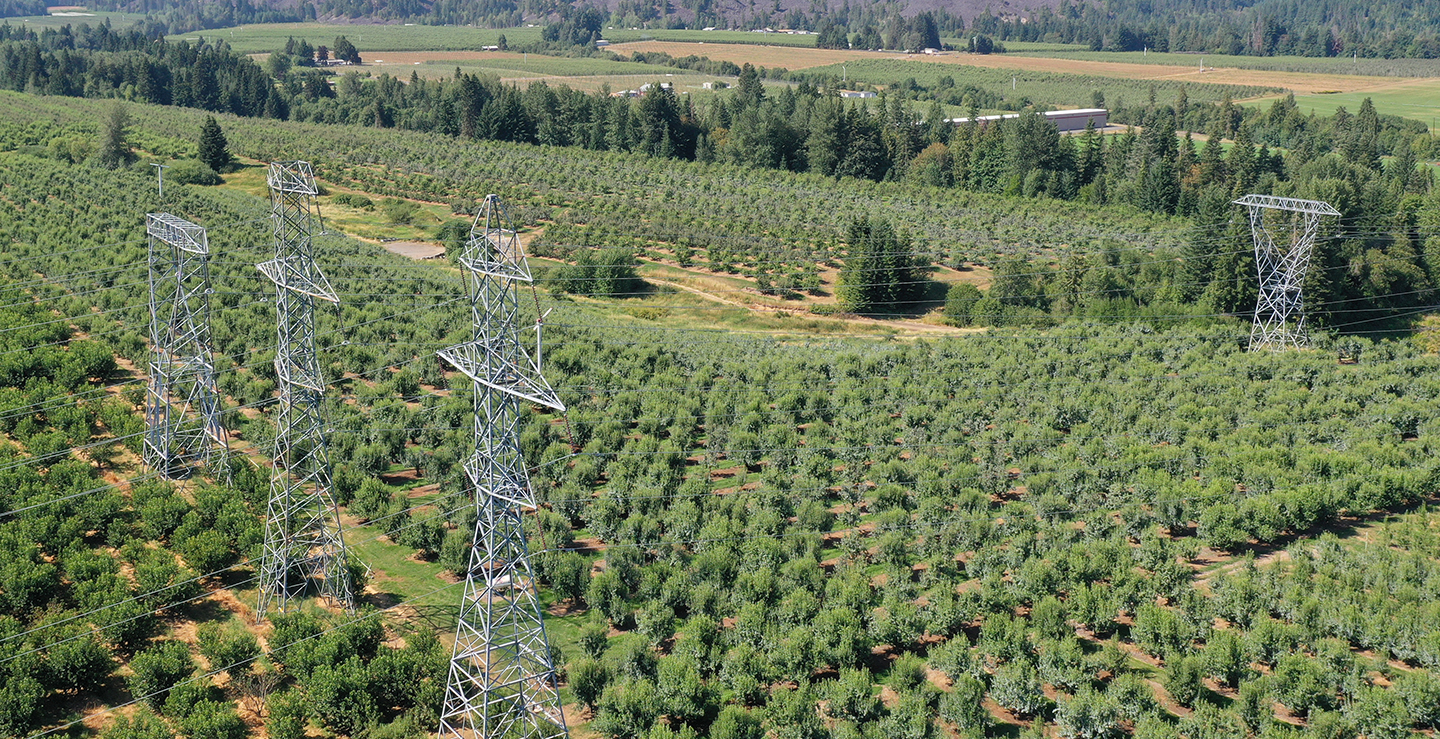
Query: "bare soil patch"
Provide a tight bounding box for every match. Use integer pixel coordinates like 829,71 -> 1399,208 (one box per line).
382,240 -> 446,260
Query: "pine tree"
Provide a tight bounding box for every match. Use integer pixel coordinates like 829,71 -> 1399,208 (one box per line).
197,116 -> 230,173
1198,119 -> 1226,187
836,216 -> 917,314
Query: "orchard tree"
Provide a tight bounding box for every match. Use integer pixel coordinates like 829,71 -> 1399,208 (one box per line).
128,641 -> 196,709
991,661 -> 1047,718
43,631 -> 114,693
1056,688 -> 1123,739
823,669 -> 882,723
1162,653 -> 1205,709
196,621 -> 259,673
940,676 -> 989,732
710,705 -> 763,739
306,656 -> 378,735
102,710 -> 174,739
180,700 -> 247,739
0,676 -> 43,737
592,678 -> 660,739
568,658 -> 610,710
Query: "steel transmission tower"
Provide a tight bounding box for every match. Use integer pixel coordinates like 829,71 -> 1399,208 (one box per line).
438,195 -> 569,739
144,214 -> 228,478
1235,194 -> 1341,351
257,161 -> 354,617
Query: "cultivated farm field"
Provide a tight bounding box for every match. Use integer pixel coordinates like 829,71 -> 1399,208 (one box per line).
1004,47 -> 1440,78
612,40 -> 1414,96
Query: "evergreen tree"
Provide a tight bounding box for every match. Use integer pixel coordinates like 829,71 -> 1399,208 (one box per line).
197,115 -> 231,173
836,216 -> 919,314
735,63 -> 765,109
96,102 -> 134,170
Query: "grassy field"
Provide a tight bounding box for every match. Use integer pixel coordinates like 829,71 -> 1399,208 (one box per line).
432,54 -> 689,77
1244,78 -> 1440,129
793,58 -> 1279,106
1007,47 -> 1440,78
0,11 -> 143,28
171,22 -> 818,54
604,27 -> 817,47
177,22 -> 546,53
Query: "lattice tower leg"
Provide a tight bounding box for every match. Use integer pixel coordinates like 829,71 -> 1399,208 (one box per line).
438,195 -> 568,739
144,214 -> 228,479
256,162 -> 354,618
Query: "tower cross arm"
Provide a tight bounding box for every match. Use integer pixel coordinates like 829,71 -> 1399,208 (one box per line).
267,161 -> 321,195
146,213 -> 210,255
1232,194 -> 1342,217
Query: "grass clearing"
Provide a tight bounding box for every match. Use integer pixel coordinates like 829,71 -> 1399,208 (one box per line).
1,11 -> 141,29
612,40 -> 881,70
241,49 -> 723,88
219,159 -> 456,241
431,54 -> 686,76
1244,77 -> 1440,129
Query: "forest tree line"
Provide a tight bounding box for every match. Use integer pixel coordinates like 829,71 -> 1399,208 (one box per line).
1,22 -> 1433,205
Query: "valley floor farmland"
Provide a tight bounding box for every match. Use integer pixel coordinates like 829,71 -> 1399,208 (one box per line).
611,40 -> 1402,95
